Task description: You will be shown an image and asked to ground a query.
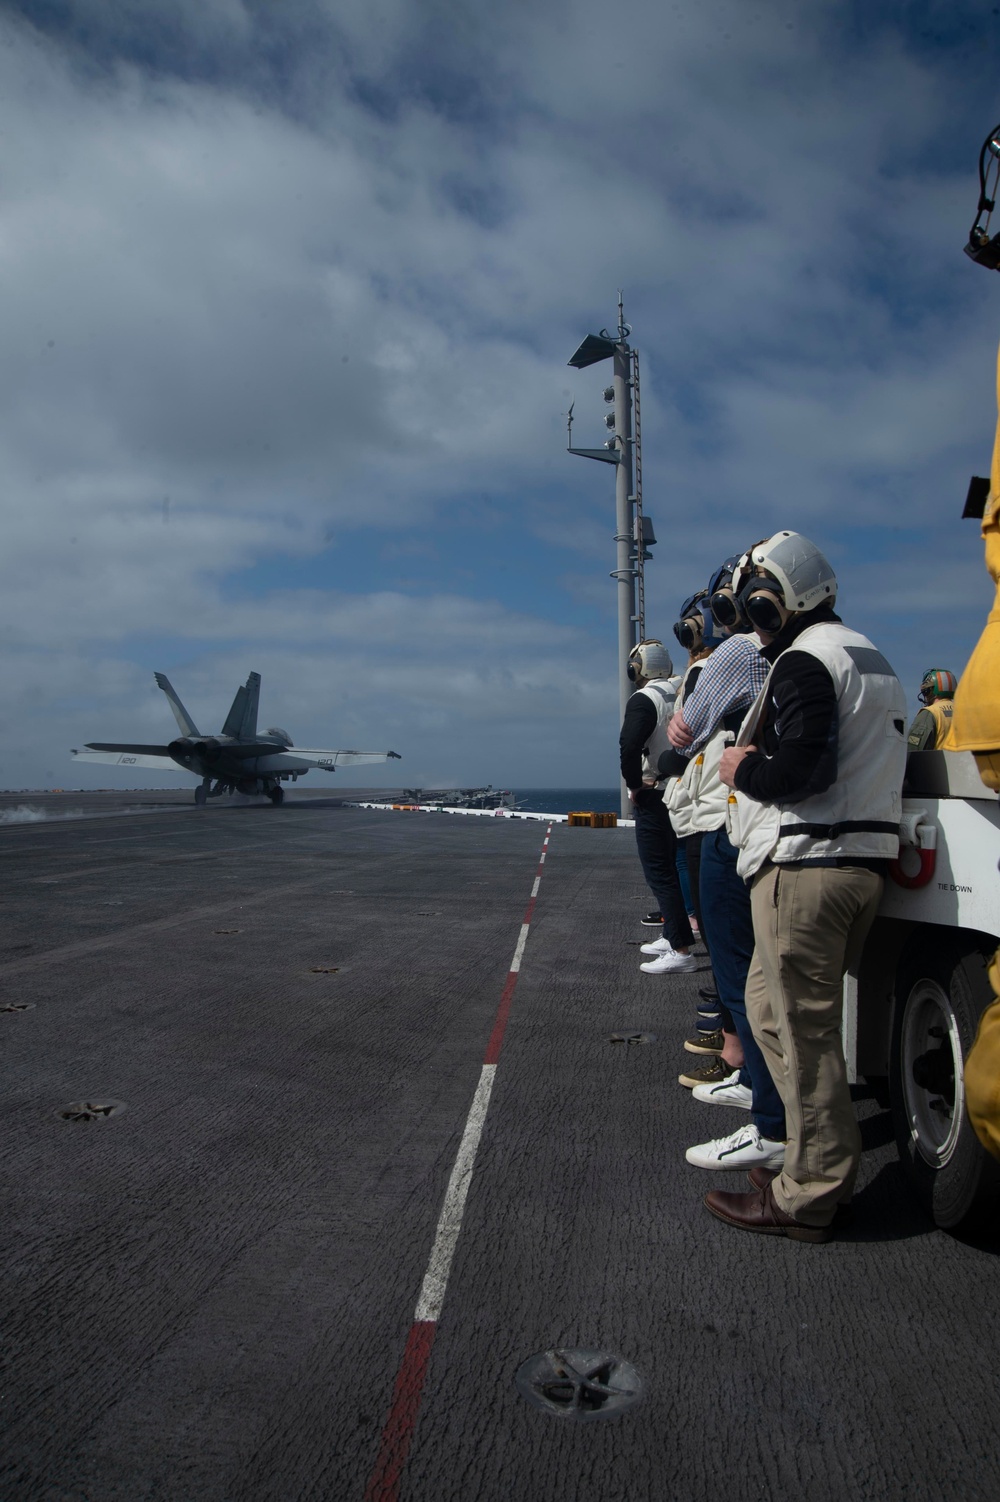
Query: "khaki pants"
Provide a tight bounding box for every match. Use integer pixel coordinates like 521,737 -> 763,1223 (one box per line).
746,864 -> 883,1226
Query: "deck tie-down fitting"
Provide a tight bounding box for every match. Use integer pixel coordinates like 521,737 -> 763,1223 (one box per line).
515,1348 -> 643,1420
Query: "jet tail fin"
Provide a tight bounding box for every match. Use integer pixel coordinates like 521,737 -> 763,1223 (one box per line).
240,672 -> 260,740
221,672 -> 260,739
221,685 -> 248,738
154,673 -> 200,737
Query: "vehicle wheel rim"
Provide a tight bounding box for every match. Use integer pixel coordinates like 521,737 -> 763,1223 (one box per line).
900,978 -> 965,1168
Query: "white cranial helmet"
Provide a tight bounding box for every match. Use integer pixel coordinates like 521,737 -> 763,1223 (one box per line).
749,531 -> 838,612
628,639 -> 674,682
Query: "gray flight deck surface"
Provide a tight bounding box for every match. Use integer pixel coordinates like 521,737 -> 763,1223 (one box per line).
1,794 -> 996,1502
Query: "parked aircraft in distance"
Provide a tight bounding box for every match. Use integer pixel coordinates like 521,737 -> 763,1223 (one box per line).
385,787 -> 521,810
72,671 -> 401,805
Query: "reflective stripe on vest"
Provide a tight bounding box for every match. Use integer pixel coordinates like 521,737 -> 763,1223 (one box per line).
731,621 -> 907,880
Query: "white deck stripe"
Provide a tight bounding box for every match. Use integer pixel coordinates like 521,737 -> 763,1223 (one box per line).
414,1064 -> 496,1322
410,828 -> 552,1326
509,922 -> 531,973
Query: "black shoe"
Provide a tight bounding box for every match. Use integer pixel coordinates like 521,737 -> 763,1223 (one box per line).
684,1029 -> 724,1056
678,1055 -> 731,1089
641,911 -> 664,927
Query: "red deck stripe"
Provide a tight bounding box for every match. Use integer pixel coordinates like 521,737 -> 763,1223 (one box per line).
363,1321 -> 436,1502
482,826 -> 550,1062
483,969 -> 518,1064
362,824 -> 552,1499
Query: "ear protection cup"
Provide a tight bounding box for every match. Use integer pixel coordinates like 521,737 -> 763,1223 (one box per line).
741,582 -> 791,636
709,586 -> 742,628
673,614 -> 705,651
628,639 -> 674,681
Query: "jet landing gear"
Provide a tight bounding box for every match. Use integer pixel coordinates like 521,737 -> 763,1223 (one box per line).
267,784 -> 284,806
195,779 -> 229,806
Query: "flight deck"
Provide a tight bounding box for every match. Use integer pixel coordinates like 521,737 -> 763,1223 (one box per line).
0,794 -> 996,1501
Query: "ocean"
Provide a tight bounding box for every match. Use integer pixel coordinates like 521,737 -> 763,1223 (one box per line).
511,788 -> 621,815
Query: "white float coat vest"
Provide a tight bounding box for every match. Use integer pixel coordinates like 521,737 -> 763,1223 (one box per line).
667,726 -> 732,835
667,641 -> 764,836
636,676 -> 679,785
728,621 -> 907,881
666,661 -> 707,834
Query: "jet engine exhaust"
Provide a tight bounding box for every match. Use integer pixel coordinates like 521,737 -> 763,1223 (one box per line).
168,737 -> 221,765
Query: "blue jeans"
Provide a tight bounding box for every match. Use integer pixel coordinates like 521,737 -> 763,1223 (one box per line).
632,790 -> 693,952
675,841 -> 693,916
698,827 -> 785,1141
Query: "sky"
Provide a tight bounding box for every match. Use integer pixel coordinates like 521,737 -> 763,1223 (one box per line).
1,0 -> 999,792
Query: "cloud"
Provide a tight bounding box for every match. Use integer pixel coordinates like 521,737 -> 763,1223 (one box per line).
0,0 -> 997,787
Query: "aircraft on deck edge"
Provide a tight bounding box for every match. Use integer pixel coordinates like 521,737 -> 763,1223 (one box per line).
71,671 -> 401,805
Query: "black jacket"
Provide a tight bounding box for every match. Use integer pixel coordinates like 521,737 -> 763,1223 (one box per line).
619,664 -> 707,790
732,605 -> 842,805
619,691 -> 658,791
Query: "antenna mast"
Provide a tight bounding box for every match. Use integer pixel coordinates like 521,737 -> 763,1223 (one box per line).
566,294 -> 656,820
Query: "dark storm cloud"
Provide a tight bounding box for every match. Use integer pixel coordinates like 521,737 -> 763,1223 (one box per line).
8,0 -> 526,130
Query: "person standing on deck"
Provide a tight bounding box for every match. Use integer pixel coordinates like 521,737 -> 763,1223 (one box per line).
619,640 -> 696,974
664,552 -> 787,1170
666,588 -> 720,948
906,669 -> 956,750
661,590 -> 725,1044
708,531 -> 907,1242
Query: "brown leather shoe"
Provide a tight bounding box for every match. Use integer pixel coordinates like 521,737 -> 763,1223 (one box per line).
704,1183 -> 833,1242
745,1167 -> 854,1226
746,1165 -> 780,1191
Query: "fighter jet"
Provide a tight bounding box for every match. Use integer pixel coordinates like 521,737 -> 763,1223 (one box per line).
71,671 -> 401,805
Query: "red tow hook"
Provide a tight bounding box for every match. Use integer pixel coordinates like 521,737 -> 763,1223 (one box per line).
888,817 -> 937,889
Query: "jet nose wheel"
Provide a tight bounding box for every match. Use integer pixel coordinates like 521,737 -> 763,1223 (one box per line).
267,784 -> 284,806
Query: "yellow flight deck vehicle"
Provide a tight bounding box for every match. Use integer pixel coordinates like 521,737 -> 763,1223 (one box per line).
847,121 -> 1000,1233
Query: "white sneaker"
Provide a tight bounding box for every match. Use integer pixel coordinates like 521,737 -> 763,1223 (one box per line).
691,1070 -> 752,1109
639,936 -> 673,956
639,949 -> 697,974
685,1123 -> 786,1170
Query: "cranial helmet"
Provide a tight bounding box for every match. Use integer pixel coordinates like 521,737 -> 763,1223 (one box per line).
918,668 -> 957,704
737,531 -> 838,635
627,638 -> 674,682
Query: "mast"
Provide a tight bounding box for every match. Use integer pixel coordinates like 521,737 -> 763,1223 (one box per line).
566,295 -> 656,820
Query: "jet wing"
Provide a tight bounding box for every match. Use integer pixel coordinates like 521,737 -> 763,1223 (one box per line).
287,748 -> 402,769
72,744 -> 185,771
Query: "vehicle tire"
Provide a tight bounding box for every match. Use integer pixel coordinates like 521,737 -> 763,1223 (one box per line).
268,784 -> 284,806
890,937 -> 1000,1232
194,784 -> 208,807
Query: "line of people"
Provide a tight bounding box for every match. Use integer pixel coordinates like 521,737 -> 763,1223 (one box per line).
619,531 -> 908,1242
